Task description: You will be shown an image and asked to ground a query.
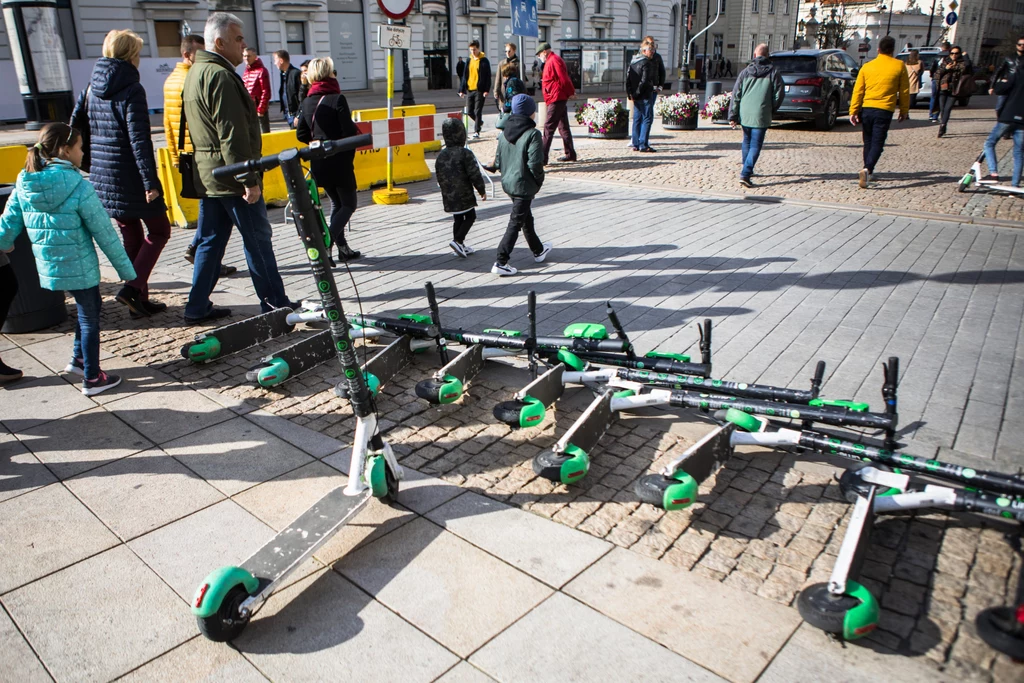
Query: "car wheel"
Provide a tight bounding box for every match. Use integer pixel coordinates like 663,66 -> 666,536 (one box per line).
815,96 -> 838,131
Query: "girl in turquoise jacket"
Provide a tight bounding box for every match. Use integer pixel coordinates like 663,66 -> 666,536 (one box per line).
0,123 -> 136,395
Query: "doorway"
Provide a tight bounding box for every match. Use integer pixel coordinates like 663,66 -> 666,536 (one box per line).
422,0 -> 452,89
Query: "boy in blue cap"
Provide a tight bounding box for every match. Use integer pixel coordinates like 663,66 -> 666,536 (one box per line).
490,93 -> 552,276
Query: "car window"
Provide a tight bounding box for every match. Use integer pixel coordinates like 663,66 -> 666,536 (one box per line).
841,54 -> 858,71
771,56 -> 818,73
826,54 -> 848,73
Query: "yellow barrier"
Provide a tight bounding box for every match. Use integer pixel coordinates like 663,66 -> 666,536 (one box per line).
259,130 -> 307,206
353,105 -> 441,152
155,147 -> 199,228
0,144 -> 27,184
354,145 -> 431,191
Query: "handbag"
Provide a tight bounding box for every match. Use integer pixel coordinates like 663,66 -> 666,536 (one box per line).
177,100 -> 200,199
953,73 -> 977,98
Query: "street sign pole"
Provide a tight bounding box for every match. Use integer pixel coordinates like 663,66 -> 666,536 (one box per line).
373,0 -> 415,205
386,18 -> 394,194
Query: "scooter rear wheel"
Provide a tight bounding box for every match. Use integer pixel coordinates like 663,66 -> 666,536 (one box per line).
196,585 -> 251,642
976,606 -> 1024,660
797,583 -> 862,635
635,474 -> 675,508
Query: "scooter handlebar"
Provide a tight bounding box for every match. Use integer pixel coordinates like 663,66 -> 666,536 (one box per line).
212,134 -> 374,180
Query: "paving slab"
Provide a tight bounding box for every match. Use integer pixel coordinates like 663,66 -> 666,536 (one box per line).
0,605 -> 51,683
118,635 -> 267,683
0,334 -> 15,352
426,491 -> 612,588
1,545 -> 195,683
161,416 -> 314,496
64,448 -> 224,541
15,406 -> 154,480
757,623 -> 955,683
564,547 -> 802,683
336,516 -> 553,657
4,330 -> 71,349
104,384 -> 233,446
435,661 -> 497,683
71,354 -> 176,405
232,460 -> 348,530
243,409 -> 347,458
0,428 -> 56,504
0,345 -> 52,382
0,483 -> 118,593
234,570 -> 459,681
129,499 -> 322,603
395,467 -> 466,515
471,593 -> 726,682
314,497 -> 417,567
0,375 -> 96,431
16,333 -> 112,377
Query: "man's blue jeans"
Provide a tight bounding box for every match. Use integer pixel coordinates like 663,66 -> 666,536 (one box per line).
69,285 -> 101,380
984,122 -> 1010,177
644,94 -> 658,144
631,97 -> 652,150
186,196 -> 289,319
861,107 -> 893,174
741,126 -> 767,180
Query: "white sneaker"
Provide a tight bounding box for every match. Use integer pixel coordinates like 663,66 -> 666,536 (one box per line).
449,240 -> 468,258
462,243 -> 476,255
64,358 -> 85,376
533,242 -> 553,263
471,132 -> 480,139
491,262 -> 517,276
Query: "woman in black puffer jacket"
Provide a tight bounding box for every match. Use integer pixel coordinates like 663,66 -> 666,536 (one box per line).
71,29 -> 169,317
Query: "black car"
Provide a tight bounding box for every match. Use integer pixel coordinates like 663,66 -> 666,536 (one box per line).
769,49 -> 860,131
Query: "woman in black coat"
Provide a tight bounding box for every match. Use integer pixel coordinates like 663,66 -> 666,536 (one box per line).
71,29 -> 169,316
296,57 -> 361,261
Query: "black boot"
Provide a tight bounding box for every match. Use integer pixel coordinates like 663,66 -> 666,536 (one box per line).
336,242 -> 361,261
116,284 -> 150,317
937,124 -> 946,138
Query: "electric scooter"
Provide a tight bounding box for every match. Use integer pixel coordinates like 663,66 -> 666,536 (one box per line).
190,134 -> 406,643
958,150 -> 1024,195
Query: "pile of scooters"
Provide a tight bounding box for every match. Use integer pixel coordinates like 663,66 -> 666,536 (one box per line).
188,135 -> 1022,660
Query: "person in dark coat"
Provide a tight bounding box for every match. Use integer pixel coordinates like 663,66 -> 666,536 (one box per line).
435,118 -> 486,257
626,42 -> 655,152
992,41 -> 1024,187
456,57 -> 466,81
296,56 -> 362,262
274,50 -> 302,129
70,29 -> 169,317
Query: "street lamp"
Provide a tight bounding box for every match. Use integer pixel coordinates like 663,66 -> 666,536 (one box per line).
879,3 -> 894,36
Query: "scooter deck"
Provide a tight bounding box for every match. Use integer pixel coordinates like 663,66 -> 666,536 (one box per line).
672,423 -> 737,485
559,389 -> 615,455
184,307 -> 295,362
438,343 -> 486,384
242,486 -> 371,597
518,364 -> 566,407
334,335 -> 414,398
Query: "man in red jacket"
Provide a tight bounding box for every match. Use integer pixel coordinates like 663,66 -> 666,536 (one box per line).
537,42 -> 578,164
242,48 -> 271,133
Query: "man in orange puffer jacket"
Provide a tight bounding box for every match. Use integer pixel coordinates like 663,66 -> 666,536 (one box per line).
163,34 -> 204,168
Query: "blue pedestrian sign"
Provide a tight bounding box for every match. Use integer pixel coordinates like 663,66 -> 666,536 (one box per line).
513,0 -> 538,38
946,11 -> 957,24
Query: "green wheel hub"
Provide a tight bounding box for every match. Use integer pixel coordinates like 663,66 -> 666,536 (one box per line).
842,581 -> 880,639
437,375 -> 464,404
192,566 -> 258,618
559,444 -> 590,484
364,372 -> 381,396
368,454 -> 388,497
257,357 -> 291,387
663,472 -> 699,510
518,396 -> 546,428
185,336 -> 221,363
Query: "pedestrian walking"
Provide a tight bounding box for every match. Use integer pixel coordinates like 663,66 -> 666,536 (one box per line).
169,35 -> 238,276
849,35 -> 909,189
494,42 -> 521,113
298,60 -> 311,109
70,28 -> 170,318
989,37 -> 1024,187
626,41 -> 655,153
456,56 -> 466,82
242,48 -> 272,134
536,42 -> 578,164
436,118 -> 487,258
981,35 -> 1024,183
182,12 -> 294,323
645,37 -> 667,152
274,50 -> 302,129
904,49 -> 922,109
728,44 -> 784,188
935,46 -> 972,138
0,123 -> 136,394
458,40 -> 491,139
490,94 -> 552,276
295,56 -> 362,263
928,41 -> 951,122
497,62 -> 527,129
725,58 -> 734,78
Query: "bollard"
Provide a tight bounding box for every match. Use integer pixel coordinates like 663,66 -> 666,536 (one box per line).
704,81 -> 723,107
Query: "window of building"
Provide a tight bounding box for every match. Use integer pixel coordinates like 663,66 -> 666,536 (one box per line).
749,33 -> 756,58
55,0 -> 80,59
712,34 -> 723,58
562,0 -> 580,39
783,0 -> 790,14
210,0 -> 259,52
767,0 -> 774,13
538,25 -> 549,43
471,23 -> 486,52
751,0 -> 758,12
594,0 -> 602,13
285,21 -> 306,55
686,0 -> 697,14
154,20 -> 182,58
471,0 -> 481,7
766,34 -> 773,50
782,34 -> 787,50
595,27 -> 605,39
627,1 -> 643,40
538,0 -> 547,10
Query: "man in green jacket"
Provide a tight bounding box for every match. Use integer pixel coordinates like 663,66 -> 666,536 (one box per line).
490,94 -> 552,276
181,12 -> 293,323
727,44 -> 784,188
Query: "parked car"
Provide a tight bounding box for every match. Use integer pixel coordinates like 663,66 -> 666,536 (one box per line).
769,49 -> 860,130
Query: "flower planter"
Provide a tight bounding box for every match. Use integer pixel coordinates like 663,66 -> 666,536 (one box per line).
588,115 -> 629,139
576,99 -> 629,139
663,114 -> 698,130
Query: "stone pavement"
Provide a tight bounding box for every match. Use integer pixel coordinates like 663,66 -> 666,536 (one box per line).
2,175 -> 1023,681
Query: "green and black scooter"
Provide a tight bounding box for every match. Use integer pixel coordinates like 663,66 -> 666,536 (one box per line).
190,134 -> 406,643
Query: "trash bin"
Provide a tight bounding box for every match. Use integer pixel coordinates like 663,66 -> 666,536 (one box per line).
704,81 -> 723,106
1,185 -> 68,333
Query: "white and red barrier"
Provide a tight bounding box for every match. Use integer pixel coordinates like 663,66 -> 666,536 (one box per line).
355,112 -> 462,150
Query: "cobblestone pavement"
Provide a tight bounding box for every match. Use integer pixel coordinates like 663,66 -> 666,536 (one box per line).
466,95 -> 1023,225
11,173 -> 1024,681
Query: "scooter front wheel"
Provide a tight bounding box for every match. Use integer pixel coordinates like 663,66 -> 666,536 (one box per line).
368,454 -> 400,503
975,606 -> 1024,659
196,585 -> 251,642
797,581 -> 878,640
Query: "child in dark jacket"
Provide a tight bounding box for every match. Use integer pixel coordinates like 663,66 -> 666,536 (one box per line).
436,118 -> 487,257
490,94 -> 551,276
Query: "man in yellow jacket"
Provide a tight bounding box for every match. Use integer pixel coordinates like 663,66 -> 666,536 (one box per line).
849,35 -> 909,189
165,33 -> 236,274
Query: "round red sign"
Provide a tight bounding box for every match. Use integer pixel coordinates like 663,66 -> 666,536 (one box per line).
377,0 -> 415,20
